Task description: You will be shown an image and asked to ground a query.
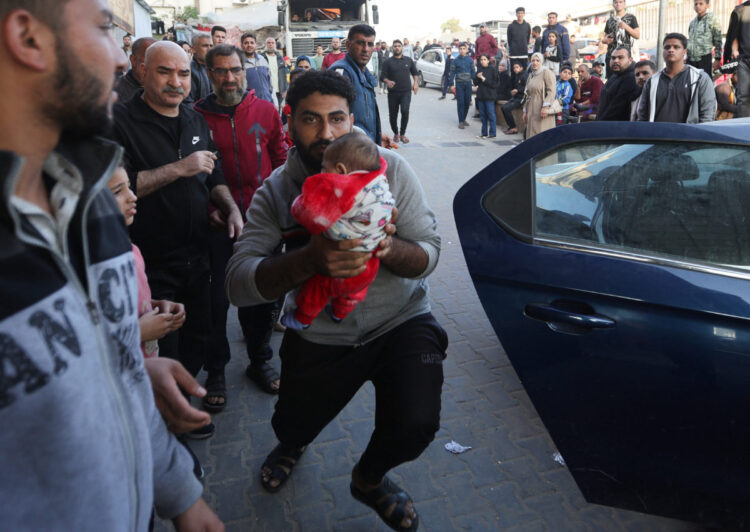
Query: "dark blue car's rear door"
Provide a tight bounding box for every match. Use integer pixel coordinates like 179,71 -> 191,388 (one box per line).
454,122 -> 750,527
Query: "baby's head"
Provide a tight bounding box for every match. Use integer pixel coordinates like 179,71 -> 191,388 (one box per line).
108,166 -> 137,226
321,132 -> 380,175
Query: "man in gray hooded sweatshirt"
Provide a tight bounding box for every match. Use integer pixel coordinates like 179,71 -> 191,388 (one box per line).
637,32 -> 717,123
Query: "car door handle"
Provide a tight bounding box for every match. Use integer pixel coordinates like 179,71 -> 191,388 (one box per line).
525,303 -> 616,329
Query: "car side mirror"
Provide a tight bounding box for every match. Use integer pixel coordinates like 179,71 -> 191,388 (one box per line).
372,5 -> 379,25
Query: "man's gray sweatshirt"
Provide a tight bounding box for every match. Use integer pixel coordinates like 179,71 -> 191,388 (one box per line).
226,146 -> 440,346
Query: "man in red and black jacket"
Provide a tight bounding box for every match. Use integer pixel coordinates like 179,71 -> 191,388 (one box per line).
195,45 -> 287,403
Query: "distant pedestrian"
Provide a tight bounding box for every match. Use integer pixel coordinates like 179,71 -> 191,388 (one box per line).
638,33 -> 717,122
450,42 -> 476,128
532,26 -> 543,55
572,64 -> 603,120
598,46 -> 640,120
502,62 -> 528,134
496,61 -> 513,100
242,32 -> 274,103
380,40 -> 419,143
687,0 -> 722,78
189,32 -> 213,102
508,7 -> 531,68
474,54 -> 499,137
602,0 -> 640,78
556,65 -> 574,124
312,45 -> 325,69
211,25 -> 227,46
542,13 -> 570,63
322,37 -> 346,69
402,37 -> 415,59
114,37 -> 157,103
543,31 -> 561,74
724,0 -> 750,116
523,52 -> 556,138
631,60 -> 655,120
476,24 -> 498,61
439,46 -> 455,100
263,37 -> 288,109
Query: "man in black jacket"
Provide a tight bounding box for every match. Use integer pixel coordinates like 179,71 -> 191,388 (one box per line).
189,33 -> 212,102
113,42 -> 242,438
114,36 -> 156,103
724,0 -> 750,117
597,46 -> 640,121
507,7 -> 531,68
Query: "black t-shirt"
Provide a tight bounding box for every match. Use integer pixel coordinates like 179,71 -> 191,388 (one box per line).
148,108 -> 182,147
507,21 -> 531,56
654,68 -> 692,122
605,13 -> 639,55
381,56 -> 418,92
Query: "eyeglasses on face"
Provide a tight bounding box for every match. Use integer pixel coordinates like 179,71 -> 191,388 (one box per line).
209,67 -> 244,76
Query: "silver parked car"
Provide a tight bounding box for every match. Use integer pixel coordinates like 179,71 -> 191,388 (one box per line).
416,48 -> 455,88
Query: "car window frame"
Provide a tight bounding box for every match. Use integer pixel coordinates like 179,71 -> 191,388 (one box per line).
481,138 -> 750,281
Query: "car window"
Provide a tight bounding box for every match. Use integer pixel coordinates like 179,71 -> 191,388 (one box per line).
422,51 -> 435,63
484,142 -> 750,272
434,53 -> 442,63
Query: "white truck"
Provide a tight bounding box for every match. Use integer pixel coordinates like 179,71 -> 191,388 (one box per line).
277,0 -> 380,58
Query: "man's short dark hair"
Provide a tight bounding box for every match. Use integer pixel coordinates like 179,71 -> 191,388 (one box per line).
548,11 -> 558,16
663,32 -> 688,49
392,39 -> 402,46
132,37 -> 157,58
532,25 -> 542,33
286,70 -> 355,117
323,132 -> 380,173
347,24 -> 376,41
516,7 -> 525,13
0,0 -> 72,31
241,32 -> 256,44
634,60 -> 657,72
206,44 -> 244,70
480,24 -> 486,28
211,25 -> 227,36
613,45 -> 631,58
561,65 -> 573,73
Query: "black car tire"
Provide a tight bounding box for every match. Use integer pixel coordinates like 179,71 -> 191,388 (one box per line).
418,72 -> 426,88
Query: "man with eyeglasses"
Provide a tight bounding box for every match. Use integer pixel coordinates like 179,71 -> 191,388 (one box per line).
113,41 -> 243,441
331,24 -> 393,146
195,45 -> 288,404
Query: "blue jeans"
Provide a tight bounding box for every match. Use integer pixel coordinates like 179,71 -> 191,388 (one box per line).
477,100 -> 497,136
455,82 -> 472,123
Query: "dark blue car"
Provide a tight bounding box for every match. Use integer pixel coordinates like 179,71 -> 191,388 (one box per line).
454,120 -> 750,528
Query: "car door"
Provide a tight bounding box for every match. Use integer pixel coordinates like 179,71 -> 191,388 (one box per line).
425,51 -> 443,86
454,122 -> 750,528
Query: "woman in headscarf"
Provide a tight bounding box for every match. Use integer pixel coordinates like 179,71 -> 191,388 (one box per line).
523,52 -> 556,138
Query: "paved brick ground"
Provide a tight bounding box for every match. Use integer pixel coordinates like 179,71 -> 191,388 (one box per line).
157,86 -> 705,531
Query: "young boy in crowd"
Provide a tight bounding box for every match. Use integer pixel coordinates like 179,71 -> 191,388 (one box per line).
687,0 -> 723,77
281,133 -> 395,330
556,65 -> 575,124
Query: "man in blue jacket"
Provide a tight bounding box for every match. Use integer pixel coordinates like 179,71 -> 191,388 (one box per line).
449,42 -> 476,128
542,12 -> 570,63
331,24 -> 393,146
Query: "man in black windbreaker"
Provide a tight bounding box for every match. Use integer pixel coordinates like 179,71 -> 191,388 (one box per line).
597,46 -> 640,121
113,41 -> 242,438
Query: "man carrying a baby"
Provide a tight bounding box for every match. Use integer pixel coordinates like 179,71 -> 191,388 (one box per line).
226,70 -> 446,532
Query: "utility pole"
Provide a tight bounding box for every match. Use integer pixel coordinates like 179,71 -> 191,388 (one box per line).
656,0 -> 666,69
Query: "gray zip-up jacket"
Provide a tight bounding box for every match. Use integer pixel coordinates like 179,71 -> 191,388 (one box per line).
637,65 -> 717,123
226,145 -> 440,346
0,138 -> 202,530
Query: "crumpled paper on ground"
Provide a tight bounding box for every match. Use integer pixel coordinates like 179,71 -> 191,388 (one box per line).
552,452 -> 566,466
444,440 -> 472,454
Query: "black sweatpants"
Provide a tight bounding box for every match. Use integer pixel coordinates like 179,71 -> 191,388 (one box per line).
687,53 -> 713,79
502,97 -> 523,129
272,312 -> 448,485
147,258 -> 212,377
737,56 -> 750,118
206,230 -> 278,374
387,90 -> 412,136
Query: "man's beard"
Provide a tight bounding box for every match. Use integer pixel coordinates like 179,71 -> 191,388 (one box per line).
216,82 -> 245,106
294,136 -> 331,172
43,38 -> 113,139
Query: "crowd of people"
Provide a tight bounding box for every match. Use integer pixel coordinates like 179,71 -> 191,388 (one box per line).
2,0 -> 447,529
5,0 -> 750,530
